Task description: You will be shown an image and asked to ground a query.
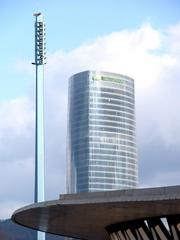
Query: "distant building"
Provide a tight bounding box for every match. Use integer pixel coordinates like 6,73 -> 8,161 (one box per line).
67,70 -> 138,193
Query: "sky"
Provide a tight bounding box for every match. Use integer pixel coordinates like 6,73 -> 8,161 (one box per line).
0,0 -> 180,219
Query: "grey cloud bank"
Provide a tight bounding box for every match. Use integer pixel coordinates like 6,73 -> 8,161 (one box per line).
1,23 -> 180,219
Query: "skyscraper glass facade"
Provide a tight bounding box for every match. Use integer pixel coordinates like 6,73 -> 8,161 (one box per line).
67,70 -> 138,193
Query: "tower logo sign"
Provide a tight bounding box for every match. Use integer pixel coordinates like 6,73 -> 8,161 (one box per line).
92,74 -> 124,84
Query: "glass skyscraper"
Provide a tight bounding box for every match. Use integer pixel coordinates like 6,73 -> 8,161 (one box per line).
67,70 -> 138,193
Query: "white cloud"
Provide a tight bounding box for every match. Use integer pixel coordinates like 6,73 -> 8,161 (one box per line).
0,201 -> 28,220
166,22 -> 180,54
0,97 -> 34,136
141,170 -> 180,188
45,23 -> 180,147
1,22 -> 180,218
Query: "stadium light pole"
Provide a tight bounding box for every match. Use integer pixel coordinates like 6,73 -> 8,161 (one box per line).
32,12 -> 46,240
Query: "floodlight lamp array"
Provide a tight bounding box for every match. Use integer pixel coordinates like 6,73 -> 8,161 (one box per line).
35,20 -> 46,65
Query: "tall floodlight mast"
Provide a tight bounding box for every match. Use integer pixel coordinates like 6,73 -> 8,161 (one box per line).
33,12 -> 46,240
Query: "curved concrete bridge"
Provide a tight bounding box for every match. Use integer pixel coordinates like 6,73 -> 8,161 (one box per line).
12,185 -> 180,240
